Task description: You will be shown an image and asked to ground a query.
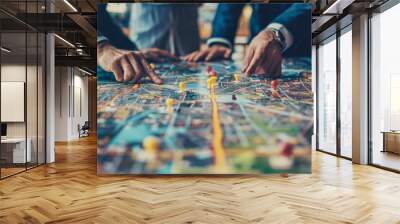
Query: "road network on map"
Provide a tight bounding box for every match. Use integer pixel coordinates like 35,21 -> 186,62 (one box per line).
97,59 -> 313,174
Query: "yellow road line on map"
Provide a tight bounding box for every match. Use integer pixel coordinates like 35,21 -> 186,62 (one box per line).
210,87 -> 228,172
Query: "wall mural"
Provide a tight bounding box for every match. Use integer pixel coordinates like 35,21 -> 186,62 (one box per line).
97,3 -> 313,174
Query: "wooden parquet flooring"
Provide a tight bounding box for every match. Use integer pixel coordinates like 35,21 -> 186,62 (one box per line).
1,135 -> 400,224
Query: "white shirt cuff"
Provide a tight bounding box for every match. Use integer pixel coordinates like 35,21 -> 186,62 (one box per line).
266,23 -> 293,52
97,36 -> 108,44
207,37 -> 232,49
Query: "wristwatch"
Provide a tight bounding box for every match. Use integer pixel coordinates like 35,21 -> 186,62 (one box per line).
270,29 -> 286,51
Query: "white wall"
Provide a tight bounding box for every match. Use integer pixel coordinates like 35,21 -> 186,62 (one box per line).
72,73 -> 89,137
1,63 -> 46,164
1,65 -> 26,139
54,67 -> 89,141
1,64 -> 26,82
54,67 -> 69,141
1,65 -> 40,138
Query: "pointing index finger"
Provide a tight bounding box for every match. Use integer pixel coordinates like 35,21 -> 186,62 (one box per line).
139,56 -> 163,85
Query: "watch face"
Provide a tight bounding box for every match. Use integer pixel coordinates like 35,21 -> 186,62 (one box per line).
275,30 -> 283,41
273,30 -> 280,37
272,30 -> 285,50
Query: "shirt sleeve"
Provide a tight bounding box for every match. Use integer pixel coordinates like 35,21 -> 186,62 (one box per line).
208,4 -> 245,49
268,4 -> 312,54
97,35 -> 108,44
207,37 -> 232,49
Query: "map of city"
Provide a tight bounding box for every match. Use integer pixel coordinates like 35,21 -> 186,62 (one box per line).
97,59 -> 313,174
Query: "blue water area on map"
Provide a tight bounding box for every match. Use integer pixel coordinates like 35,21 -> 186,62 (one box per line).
110,124 -> 150,146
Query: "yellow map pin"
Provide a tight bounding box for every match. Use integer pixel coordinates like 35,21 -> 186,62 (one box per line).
234,73 -> 241,82
178,82 -> 186,93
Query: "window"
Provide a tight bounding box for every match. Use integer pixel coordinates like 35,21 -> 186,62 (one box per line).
0,1 -> 47,179
317,36 -> 337,154
339,28 -> 352,158
370,3 -> 400,171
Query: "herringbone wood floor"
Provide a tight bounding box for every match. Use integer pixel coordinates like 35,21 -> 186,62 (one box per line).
1,135 -> 400,224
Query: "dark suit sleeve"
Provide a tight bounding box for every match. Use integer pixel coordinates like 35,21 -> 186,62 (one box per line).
209,3 -> 246,48
97,4 -> 137,51
271,4 -> 312,57
272,4 -> 312,37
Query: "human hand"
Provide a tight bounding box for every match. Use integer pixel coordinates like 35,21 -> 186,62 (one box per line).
141,48 -> 180,63
242,29 -> 283,78
97,43 -> 163,84
183,44 -> 231,62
